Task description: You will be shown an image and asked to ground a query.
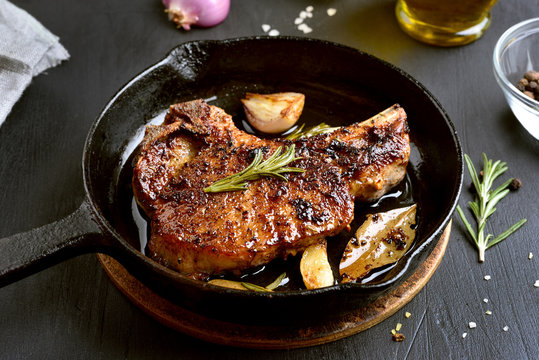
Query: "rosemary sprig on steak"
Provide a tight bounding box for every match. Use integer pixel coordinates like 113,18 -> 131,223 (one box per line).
204,145 -> 305,193
285,123 -> 340,140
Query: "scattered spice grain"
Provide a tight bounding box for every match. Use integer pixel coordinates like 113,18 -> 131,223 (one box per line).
405,312 -> 412,318
508,178 -> 522,191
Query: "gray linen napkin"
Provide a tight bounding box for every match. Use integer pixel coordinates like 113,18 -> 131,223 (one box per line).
0,0 -> 69,126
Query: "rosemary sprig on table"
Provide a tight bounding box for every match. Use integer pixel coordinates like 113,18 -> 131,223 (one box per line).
203,145 -> 305,193
285,123 -> 340,140
456,153 -> 527,262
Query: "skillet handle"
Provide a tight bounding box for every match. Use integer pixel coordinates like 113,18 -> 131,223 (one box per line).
0,200 -> 111,287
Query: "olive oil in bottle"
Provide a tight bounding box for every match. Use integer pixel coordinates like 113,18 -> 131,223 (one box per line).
395,0 -> 498,47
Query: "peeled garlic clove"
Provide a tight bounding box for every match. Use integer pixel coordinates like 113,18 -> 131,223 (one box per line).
340,204 -> 417,283
300,240 -> 334,289
241,92 -> 305,134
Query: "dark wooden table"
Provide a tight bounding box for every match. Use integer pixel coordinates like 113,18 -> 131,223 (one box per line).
1,0 -> 537,358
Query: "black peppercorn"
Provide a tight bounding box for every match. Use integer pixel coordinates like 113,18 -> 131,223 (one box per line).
518,78 -> 529,87
524,70 -> 539,81
509,178 -> 522,191
516,71 -> 539,101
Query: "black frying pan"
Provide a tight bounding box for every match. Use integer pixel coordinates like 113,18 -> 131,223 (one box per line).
0,37 -> 462,325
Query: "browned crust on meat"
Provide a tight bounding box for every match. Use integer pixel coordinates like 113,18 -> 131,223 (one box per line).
132,100 -> 409,279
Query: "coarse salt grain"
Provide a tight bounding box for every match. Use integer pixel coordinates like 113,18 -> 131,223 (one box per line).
483,298 -> 489,303
268,29 -> 280,36
484,275 -> 491,280
297,23 -> 312,34
503,326 -> 509,332
306,6 -> 314,12
294,17 -> 303,25
529,252 -> 533,259
469,322 -> 477,329
327,8 -> 337,16
534,280 -> 539,288
261,24 -> 271,32
485,310 -> 492,315
462,332 -> 468,339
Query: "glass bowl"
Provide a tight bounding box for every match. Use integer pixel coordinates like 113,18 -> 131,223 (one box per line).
493,17 -> 539,139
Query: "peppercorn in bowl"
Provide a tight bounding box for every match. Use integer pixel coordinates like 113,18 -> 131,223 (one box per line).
493,17 -> 539,139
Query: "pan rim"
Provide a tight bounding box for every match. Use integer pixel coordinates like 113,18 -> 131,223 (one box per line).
82,36 -> 463,298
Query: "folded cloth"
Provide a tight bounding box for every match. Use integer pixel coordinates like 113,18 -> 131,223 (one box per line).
0,0 -> 69,126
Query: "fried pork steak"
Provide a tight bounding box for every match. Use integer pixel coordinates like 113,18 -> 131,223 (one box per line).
133,99 -> 410,279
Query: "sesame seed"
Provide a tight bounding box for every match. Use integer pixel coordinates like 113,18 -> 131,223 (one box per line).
261,24 -> 271,33
485,310 -> 492,315
469,322 -> 477,329
268,29 -> 280,36
391,329 -> 396,335
294,17 -> 303,25
327,8 -> 337,16
534,280 -> 539,288
528,252 -> 533,260
405,312 -> 412,318
462,332 -> 468,338
396,323 -> 402,331
306,6 -> 314,12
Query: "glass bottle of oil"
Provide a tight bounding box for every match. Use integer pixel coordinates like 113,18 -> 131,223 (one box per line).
395,0 -> 498,47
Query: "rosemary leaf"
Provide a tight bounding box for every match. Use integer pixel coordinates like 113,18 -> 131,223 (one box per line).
241,282 -> 273,292
486,218 -> 527,249
265,272 -> 287,290
204,145 -> 305,193
456,205 -> 477,243
285,123 -> 340,140
456,153 -> 526,262
209,272 -> 287,292
491,178 -> 513,198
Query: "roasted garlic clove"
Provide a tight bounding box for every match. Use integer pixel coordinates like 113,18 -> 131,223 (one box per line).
241,92 -> 305,133
340,204 -> 417,283
300,240 -> 334,289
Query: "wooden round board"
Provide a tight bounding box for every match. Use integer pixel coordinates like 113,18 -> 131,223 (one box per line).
97,221 -> 451,349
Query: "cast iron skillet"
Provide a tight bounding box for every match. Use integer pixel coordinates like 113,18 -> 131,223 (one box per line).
0,37 -> 462,325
